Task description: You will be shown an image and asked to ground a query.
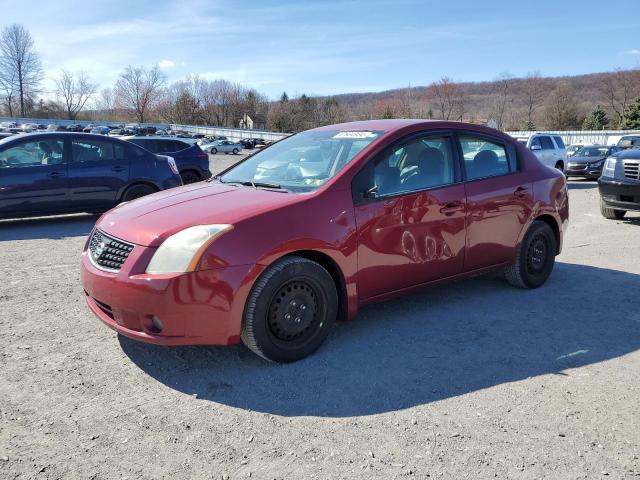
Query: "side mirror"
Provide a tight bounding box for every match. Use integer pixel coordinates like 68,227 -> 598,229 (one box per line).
530,144 -> 541,151
363,185 -> 379,199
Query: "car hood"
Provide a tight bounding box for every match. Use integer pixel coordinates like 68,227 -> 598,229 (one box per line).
97,181 -> 302,246
569,155 -> 605,164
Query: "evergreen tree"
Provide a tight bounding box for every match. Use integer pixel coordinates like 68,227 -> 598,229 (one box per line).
382,106 -> 394,119
280,91 -> 289,103
582,104 -> 609,130
522,119 -> 535,131
621,98 -> 640,130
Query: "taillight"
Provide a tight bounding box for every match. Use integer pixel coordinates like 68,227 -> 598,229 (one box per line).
166,156 -> 179,175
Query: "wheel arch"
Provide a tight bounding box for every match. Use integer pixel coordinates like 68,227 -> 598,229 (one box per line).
117,180 -> 160,202
532,214 -> 561,255
279,250 -> 349,322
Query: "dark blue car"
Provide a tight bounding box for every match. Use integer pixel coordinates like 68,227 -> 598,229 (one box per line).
0,132 -> 182,219
121,136 -> 212,184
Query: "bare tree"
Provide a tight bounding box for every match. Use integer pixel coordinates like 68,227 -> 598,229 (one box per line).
600,68 -> 640,127
93,87 -> 115,119
426,77 -> 465,121
522,72 -> 546,129
544,82 -> 579,130
491,74 -> 513,130
0,68 -> 16,116
114,65 -> 166,123
0,24 -> 43,116
54,70 -> 97,120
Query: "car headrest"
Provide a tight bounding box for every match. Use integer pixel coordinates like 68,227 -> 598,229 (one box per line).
417,147 -> 445,177
474,150 -> 499,171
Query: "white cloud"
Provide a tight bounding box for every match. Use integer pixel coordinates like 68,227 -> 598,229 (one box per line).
159,59 -> 176,69
623,49 -> 640,55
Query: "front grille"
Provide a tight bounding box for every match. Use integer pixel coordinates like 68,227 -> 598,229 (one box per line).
567,163 -> 587,171
623,159 -> 640,180
88,230 -> 134,272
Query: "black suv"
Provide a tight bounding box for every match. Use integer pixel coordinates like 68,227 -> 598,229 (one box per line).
598,149 -> 640,219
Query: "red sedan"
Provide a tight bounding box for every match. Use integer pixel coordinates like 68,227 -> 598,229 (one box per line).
81,120 -> 569,362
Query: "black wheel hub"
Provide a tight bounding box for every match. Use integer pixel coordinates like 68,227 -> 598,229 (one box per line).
268,281 -> 318,341
526,234 -> 548,274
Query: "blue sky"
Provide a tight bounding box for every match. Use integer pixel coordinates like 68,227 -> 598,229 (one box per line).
2,0 -> 639,99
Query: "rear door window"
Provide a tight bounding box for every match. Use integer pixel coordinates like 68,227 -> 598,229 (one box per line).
459,135 -> 513,180
553,136 -> 565,149
72,139 -> 116,162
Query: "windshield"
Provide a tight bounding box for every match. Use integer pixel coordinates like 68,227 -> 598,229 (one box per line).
219,130 -> 383,192
575,146 -> 608,157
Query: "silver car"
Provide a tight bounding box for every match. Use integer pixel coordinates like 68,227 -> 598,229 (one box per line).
202,140 -> 242,155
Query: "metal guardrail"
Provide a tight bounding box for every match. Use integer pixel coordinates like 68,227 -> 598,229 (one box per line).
505,130 -> 640,146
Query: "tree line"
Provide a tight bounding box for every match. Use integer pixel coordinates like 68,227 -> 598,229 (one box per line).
1,23 -> 640,132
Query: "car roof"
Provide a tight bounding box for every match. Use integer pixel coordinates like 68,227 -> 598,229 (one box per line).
120,135 -> 195,142
0,131 -> 132,147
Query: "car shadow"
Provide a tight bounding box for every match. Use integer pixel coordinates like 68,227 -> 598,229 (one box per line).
0,214 -> 98,241
567,179 -> 597,190
119,262 -> 640,417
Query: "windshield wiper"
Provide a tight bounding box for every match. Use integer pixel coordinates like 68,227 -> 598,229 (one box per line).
239,181 -> 288,192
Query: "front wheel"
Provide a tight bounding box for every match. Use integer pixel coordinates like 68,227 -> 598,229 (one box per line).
504,220 -> 557,289
600,197 -> 626,219
210,148 -> 217,154
555,161 -> 564,173
232,148 -> 239,154
241,256 -> 338,363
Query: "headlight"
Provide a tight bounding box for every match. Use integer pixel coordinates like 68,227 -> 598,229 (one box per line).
146,224 -> 233,274
603,157 -> 616,177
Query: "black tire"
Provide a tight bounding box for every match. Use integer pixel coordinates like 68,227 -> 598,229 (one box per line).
504,221 -> 557,289
180,170 -> 201,185
599,197 -> 626,220
554,161 -> 564,173
210,148 -> 217,154
241,256 -> 338,363
121,184 -> 156,202
232,148 -> 239,154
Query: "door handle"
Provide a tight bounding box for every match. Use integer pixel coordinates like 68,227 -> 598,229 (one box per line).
440,202 -> 465,215
514,186 -> 529,197
112,166 -> 124,172
49,172 -> 65,178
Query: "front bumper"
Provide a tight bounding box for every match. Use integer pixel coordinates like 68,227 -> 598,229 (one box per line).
566,163 -> 603,178
598,177 -> 640,212
81,245 -> 261,346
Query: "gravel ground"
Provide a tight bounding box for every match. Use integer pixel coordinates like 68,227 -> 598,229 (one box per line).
1,169 -> 639,479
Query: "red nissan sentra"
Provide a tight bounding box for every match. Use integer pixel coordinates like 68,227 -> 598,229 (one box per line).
81,120 -> 569,362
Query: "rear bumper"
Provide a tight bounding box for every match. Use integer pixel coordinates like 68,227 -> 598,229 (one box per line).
81,248 -> 261,346
598,177 -> 640,212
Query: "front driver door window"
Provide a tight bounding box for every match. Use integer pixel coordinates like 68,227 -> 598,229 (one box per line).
353,133 -> 466,299
0,138 -> 68,216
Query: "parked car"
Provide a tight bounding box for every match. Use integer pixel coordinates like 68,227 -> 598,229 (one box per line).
515,133 -> 567,172
47,124 -> 67,132
121,136 -> 212,184
239,138 -> 255,149
0,132 -> 182,219
598,148 -> 640,219
67,124 -> 84,132
201,140 -> 242,154
566,142 -> 593,157
565,145 -> 620,179
616,135 -> 640,150
90,126 -> 110,135
80,119 -> 568,362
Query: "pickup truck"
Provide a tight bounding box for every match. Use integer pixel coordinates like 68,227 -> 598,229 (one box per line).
515,133 -> 567,173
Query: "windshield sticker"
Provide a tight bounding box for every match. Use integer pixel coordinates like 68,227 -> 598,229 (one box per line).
333,131 -> 376,139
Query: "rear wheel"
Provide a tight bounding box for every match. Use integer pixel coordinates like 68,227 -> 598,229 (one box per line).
600,197 -> 626,219
210,148 -> 217,154
121,184 -> 156,202
241,256 -> 338,363
232,148 -> 239,154
180,170 -> 201,185
504,221 -> 557,289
